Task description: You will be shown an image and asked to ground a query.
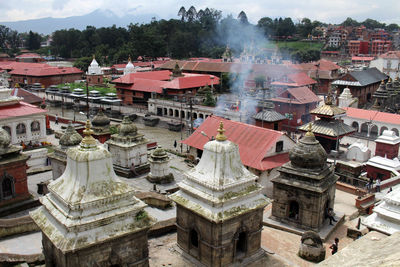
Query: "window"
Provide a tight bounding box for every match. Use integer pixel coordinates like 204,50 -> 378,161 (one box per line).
236,232 -> 247,254
2,178 -> 12,198
31,121 -> 40,132
289,201 -> 299,220
16,123 -> 26,135
276,141 -> 284,153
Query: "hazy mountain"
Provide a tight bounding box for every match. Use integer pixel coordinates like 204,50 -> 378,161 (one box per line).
0,9 -> 159,34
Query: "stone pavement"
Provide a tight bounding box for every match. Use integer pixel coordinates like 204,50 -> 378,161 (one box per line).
0,232 -> 42,255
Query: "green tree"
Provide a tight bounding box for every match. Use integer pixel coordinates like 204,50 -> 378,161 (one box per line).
257,17 -> 274,37
73,56 -> 92,72
27,31 -> 41,50
238,11 -> 249,25
178,6 -> 186,21
203,90 -> 216,106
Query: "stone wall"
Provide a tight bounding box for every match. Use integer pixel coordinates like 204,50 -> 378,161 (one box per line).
22,148 -> 48,172
176,204 -> 264,267
0,215 -> 39,238
42,228 -> 150,267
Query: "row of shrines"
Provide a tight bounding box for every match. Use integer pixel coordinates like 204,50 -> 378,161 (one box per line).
4,116 -> 337,266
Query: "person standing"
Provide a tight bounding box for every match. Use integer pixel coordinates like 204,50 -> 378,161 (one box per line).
327,208 -> 337,225
376,178 -> 381,193
55,114 -> 59,125
329,238 -> 339,255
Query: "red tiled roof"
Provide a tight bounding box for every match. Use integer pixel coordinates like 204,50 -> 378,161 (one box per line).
129,79 -> 165,93
0,101 -> 46,119
271,86 -> 320,104
181,116 -> 289,171
272,72 -> 316,87
11,88 -> 42,105
293,59 -> 340,72
0,61 -> 50,71
16,53 -> 41,58
379,51 -> 400,59
344,107 -> 400,125
167,74 -> 220,89
9,66 -> 83,76
112,70 -> 171,84
352,56 -> 375,61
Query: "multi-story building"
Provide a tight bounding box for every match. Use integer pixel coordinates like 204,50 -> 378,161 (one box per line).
348,40 -> 370,56
370,51 -> 400,80
370,40 -> 392,56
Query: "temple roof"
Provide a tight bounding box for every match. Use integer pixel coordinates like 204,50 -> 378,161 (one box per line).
310,94 -> 346,117
299,120 -> 355,138
171,122 -> 269,222
253,109 -> 286,122
30,121 -> 153,252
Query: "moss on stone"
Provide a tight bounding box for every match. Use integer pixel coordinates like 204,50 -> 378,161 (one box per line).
219,184 -> 258,200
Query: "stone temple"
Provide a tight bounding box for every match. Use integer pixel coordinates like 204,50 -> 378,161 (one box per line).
106,116 -> 149,177
271,125 -> 338,231
48,122 -> 82,179
170,122 -> 269,267
30,121 -> 154,267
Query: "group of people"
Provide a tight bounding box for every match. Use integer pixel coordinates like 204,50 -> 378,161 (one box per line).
367,177 -> 381,193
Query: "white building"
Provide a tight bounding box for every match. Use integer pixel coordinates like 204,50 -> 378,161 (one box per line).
370,51 -> 400,80
86,56 -> 103,75
123,56 -> 136,75
0,87 -> 46,145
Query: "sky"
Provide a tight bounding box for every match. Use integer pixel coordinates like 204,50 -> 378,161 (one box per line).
1,0 -> 400,25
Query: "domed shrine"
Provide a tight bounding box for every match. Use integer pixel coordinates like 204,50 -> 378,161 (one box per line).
170,122 -> 269,266
0,127 -> 30,206
147,147 -> 173,184
31,121 -> 154,267
123,56 -> 136,75
86,55 -> 103,85
90,109 -> 111,143
271,124 -> 339,232
48,122 -> 82,179
106,116 -> 149,177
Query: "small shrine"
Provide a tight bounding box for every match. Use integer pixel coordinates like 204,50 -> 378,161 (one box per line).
147,147 -> 173,184
86,55 -> 103,85
363,187 -> 400,235
299,92 -> 355,153
106,116 -> 149,177
346,140 -> 371,162
170,122 -> 269,266
366,130 -> 400,181
31,121 -> 154,267
0,127 -> 30,206
123,56 -> 136,75
90,109 -> 111,143
48,122 -> 82,179
253,99 -> 286,131
371,80 -> 389,111
338,88 -> 358,108
270,125 -> 339,232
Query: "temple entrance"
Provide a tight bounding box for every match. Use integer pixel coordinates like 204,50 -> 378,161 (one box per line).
236,232 -> 247,255
2,178 -> 13,199
289,201 -> 299,220
190,229 -> 198,248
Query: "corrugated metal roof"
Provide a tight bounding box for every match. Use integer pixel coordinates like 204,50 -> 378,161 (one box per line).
299,120 -> 355,137
311,104 -> 346,117
182,116 -> 290,171
335,67 -> 387,87
331,80 -> 362,86
253,110 -> 286,122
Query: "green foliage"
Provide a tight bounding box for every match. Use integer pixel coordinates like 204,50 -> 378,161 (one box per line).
291,49 -> 321,63
73,56 -> 92,72
27,31 -> 41,50
135,210 -> 148,221
110,125 -> 119,135
203,90 -> 216,106
56,82 -> 116,95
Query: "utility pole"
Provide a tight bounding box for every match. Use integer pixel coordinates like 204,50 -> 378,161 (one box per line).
86,81 -> 89,119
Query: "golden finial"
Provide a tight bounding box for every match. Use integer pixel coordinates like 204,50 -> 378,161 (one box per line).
216,121 -> 227,141
92,54 -> 95,60
305,123 -> 314,137
388,77 -> 392,83
128,55 -> 131,62
81,120 -> 96,147
325,90 -> 333,105
381,80 -> 385,85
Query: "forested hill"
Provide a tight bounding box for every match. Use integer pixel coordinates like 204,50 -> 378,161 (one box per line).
0,9 -> 157,35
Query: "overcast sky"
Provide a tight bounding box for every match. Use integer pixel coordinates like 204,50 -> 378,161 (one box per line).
1,0 -> 400,25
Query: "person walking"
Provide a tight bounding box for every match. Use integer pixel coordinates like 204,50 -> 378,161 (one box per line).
55,114 -> 59,125
329,238 -> 339,255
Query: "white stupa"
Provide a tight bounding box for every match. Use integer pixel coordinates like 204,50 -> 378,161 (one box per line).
346,139 -> 371,162
363,187 -> 400,235
31,120 -> 154,265
338,88 -> 358,108
87,55 -> 103,75
123,56 -> 136,75
170,122 -> 269,222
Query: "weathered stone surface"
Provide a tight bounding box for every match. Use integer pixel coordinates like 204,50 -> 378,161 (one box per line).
298,231 -> 325,262
30,121 -> 155,267
318,231 -> 400,267
171,123 -> 269,266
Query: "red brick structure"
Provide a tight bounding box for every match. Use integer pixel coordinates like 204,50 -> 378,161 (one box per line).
271,86 -> 320,131
348,41 -> 369,56
370,40 -> 392,56
9,67 -> 83,88
112,69 -> 219,104
0,128 -> 30,207
15,53 -> 45,63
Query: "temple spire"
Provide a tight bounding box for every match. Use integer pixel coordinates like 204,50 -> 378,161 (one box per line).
216,121 -> 227,141
305,122 -> 314,137
81,120 -> 96,148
